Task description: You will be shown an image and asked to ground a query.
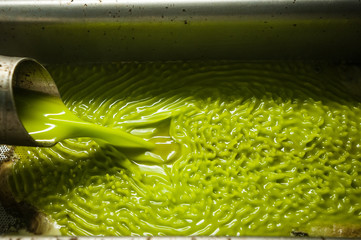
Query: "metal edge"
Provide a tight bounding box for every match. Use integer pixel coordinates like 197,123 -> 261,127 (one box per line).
0,0 -> 360,63
0,0 -> 360,22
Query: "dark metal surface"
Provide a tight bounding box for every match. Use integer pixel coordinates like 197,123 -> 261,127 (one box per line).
0,0 -> 360,63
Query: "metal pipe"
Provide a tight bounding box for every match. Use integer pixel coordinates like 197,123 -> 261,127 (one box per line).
0,55 -> 60,146
0,0 -> 360,63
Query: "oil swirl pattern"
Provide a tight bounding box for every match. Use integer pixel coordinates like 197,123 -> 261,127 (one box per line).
9,62 -> 361,236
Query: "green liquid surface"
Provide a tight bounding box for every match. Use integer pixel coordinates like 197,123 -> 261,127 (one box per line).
9,61 -> 361,236
14,89 -> 153,149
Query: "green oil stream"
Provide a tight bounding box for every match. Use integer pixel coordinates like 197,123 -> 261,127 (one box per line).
14,88 -> 154,149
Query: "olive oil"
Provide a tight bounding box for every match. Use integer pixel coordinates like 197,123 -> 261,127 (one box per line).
14,88 -> 154,149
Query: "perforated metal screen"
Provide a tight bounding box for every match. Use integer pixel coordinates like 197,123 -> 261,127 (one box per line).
0,145 -> 24,234
0,146 -> 10,162
0,203 -> 18,234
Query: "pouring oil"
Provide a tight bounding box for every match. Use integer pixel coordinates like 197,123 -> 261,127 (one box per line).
13,88 -> 154,149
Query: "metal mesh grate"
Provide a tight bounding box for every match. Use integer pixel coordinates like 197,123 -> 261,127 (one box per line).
0,203 -> 19,233
0,145 -> 10,161
0,144 -> 26,234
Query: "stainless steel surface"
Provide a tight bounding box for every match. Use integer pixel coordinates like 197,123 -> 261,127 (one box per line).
0,0 -> 360,63
0,55 -> 60,147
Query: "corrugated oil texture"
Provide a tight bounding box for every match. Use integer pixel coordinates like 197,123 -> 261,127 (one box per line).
9,62 -> 361,236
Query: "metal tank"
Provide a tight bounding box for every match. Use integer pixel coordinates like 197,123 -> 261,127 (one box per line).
0,0 -> 360,237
